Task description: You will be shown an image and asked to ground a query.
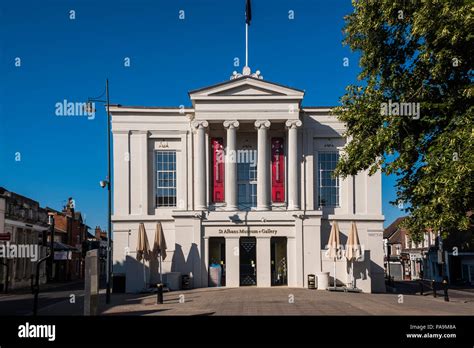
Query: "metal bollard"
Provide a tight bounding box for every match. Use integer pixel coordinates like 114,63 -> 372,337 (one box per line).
419,280 -> 423,295
157,283 -> 163,304
432,280 -> 437,298
442,279 -> 449,302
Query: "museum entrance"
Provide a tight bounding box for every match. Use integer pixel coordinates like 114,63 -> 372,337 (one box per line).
208,237 -> 225,287
240,237 -> 257,286
271,237 -> 287,286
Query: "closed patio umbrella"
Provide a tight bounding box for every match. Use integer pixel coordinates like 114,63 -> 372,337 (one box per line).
328,221 -> 342,290
346,221 -> 362,289
152,222 -> 167,285
137,223 -> 151,290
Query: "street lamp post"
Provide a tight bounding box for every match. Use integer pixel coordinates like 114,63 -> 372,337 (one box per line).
87,79 -> 112,304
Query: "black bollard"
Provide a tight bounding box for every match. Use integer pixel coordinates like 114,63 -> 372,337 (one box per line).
419,280 -> 423,295
157,283 -> 163,304
432,280 -> 437,298
442,279 -> 449,302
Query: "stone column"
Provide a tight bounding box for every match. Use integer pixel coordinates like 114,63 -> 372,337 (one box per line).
223,120 -> 239,210
256,237 -> 271,287
225,237 -> 240,287
254,120 -> 271,211
286,120 -> 302,210
113,130 -> 130,215
287,237 -> 298,287
202,237 -> 209,287
192,120 -> 209,210
139,131 -> 149,214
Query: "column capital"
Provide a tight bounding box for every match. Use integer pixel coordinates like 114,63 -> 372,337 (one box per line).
223,120 -> 240,129
191,120 -> 209,130
254,120 -> 271,129
285,119 -> 302,129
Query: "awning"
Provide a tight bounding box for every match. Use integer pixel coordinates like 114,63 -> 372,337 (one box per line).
53,241 -> 79,252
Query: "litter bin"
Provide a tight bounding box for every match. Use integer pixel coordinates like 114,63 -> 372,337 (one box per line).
181,274 -> 191,290
112,273 -> 126,293
308,274 -> 316,289
316,272 -> 329,290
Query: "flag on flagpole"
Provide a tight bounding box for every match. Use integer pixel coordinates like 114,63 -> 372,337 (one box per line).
245,0 -> 252,25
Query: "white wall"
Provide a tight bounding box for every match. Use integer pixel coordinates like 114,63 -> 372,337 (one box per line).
110,86 -> 385,293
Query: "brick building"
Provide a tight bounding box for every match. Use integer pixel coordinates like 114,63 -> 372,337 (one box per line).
0,187 -> 49,291
383,217 -> 435,281
46,198 -> 88,281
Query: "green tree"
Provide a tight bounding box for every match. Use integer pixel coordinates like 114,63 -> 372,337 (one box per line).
334,0 -> 473,241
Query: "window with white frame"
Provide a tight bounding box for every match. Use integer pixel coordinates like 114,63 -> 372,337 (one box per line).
156,151 -> 177,207
318,152 -> 340,207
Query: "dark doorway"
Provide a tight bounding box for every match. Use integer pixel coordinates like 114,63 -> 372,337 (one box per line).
240,237 -> 256,286
271,237 -> 287,286
209,237 -> 225,286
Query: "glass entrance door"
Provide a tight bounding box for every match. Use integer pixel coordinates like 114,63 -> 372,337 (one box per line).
240,237 -> 257,286
271,237 -> 287,286
208,237 -> 226,287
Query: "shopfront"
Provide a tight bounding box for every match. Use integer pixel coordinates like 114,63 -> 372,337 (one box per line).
207,234 -> 288,287
202,219 -> 298,288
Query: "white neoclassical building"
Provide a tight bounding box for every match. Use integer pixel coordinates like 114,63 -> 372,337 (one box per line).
110,70 -> 385,293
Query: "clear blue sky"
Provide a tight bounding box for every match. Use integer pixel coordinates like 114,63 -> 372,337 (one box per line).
0,0 -> 403,232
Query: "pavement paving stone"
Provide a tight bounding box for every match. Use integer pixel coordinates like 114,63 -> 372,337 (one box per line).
4,284 -> 473,316
94,287 -> 474,316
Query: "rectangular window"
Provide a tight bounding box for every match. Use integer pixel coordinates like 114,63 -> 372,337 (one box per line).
318,152 -> 339,207
156,151 -> 177,207
237,162 -> 257,209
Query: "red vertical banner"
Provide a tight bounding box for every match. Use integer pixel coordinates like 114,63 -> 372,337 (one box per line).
271,137 -> 285,203
211,138 -> 225,203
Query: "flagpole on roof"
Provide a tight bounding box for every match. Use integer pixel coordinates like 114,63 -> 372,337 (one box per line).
245,22 -> 249,67
233,1 -> 263,80
245,0 -> 251,69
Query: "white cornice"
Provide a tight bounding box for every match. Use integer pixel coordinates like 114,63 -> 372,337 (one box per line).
327,214 -> 385,221
109,106 -> 194,115
302,107 -> 334,113
192,95 -> 302,101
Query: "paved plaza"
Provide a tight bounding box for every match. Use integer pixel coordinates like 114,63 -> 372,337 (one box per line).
30,285 -> 474,316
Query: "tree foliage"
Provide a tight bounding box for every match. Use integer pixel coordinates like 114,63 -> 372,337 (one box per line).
334,0 -> 473,241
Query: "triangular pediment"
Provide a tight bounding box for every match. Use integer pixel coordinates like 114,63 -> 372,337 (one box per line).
210,84 -> 285,96
189,76 -> 305,100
